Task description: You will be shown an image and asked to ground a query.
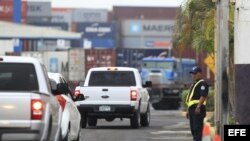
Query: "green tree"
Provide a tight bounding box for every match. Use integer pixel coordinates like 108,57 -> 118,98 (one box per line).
173,0 -> 215,56
173,0 -> 236,124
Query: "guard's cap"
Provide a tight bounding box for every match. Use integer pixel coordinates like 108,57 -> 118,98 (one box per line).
189,66 -> 202,74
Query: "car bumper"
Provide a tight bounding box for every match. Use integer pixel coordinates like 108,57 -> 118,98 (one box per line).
77,105 -> 136,118
0,129 -> 40,141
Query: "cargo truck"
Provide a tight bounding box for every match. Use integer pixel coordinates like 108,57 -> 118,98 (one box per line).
140,57 -> 196,110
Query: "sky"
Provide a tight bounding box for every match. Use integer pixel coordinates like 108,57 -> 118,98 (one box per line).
50,0 -> 185,10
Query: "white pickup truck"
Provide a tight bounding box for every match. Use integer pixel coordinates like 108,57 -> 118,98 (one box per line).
75,67 -> 152,128
0,56 -> 62,141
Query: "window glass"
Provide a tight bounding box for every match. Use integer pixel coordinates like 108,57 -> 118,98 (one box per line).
0,63 -> 39,91
142,61 -> 174,69
89,71 -> 136,86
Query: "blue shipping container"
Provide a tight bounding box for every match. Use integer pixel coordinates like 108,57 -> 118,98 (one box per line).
116,48 -> 170,70
83,38 -> 116,48
28,22 -> 69,31
77,22 -> 116,38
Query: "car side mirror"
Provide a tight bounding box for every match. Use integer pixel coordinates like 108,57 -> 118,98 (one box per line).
76,94 -> 85,101
144,81 -> 152,87
57,83 -> 69,94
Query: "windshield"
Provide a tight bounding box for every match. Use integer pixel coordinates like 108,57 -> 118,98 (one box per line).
88,71 -> 136,86
0,63 -> 39,91
142,61 -> 174,69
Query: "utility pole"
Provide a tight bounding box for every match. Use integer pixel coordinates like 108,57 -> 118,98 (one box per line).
215,0 -> 229,140
13,0 -> 22,53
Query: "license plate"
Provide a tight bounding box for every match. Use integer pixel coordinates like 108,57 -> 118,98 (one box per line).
173,89 -> 179,93
99,106 -> 111,112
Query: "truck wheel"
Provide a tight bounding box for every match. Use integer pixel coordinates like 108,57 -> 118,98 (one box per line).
105,117 -> 115,122
140,104 -> 150,127
81,115 -> 87,128
152,102 -> 161,110
88,118 -> 97,126
130,109 -> 140,128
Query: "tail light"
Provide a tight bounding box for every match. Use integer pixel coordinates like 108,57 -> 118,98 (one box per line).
56,95 -> 66,111
130,90 -> 138,101
31,99 -> 43,120
74,90 -> 80,96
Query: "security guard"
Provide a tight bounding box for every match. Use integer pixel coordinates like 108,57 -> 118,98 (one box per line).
186,66 -> 209,141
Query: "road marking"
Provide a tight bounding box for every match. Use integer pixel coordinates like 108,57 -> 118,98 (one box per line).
151,130 -> 191,135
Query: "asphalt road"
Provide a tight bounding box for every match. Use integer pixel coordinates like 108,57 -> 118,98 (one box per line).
79,106 -> 192,141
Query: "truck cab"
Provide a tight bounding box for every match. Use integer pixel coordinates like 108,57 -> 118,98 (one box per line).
141,57 -> 196,110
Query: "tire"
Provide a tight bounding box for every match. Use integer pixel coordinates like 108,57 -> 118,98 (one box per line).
57,128 -> 62,141
105,117 -> 115,122
130,107 -> 140,129
46,117 -> 52,141
88,117 -> 97,126
62,127 -> 70,141
81,115 -> 87,128
75,128 -> 81,141
140,104 -> 150,127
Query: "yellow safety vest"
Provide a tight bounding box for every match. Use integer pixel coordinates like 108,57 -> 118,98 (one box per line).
186,79 -> 206,108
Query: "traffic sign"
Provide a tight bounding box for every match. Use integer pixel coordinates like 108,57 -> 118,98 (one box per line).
204,54 -> 215,74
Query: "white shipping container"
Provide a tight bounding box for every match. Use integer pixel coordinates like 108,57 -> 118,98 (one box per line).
72,9 -> 108,22
122,20 -> 175,37
51,12 -> 72,24
68,48 -> 85,82
21,51 -> 69,80
21,52 -> 44,63
27,1 -> 51,17
0,40 -> 14,56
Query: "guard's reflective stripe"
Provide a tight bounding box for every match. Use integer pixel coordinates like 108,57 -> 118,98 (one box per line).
187,100 -> 200,107
186,79 -> 206,107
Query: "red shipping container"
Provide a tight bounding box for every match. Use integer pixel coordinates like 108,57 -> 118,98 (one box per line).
85,49 -> 116,74
5,52 -> 21,56
112,6 -> 178,20
0,0 -> 27,19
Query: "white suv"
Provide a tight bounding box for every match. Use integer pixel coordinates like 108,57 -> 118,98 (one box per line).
48,72 -> 82,141
0,56 -> 62,141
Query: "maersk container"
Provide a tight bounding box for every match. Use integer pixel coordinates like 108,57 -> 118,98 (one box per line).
121,20 -> 175,37
122,36 -> 172,49
116,48 -> 170,70
76,22 -> 117,38
85,49 -> 116,74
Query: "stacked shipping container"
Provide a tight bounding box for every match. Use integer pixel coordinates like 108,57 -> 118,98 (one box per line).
2,4 -> 214,83
75,22 -> 117,48
0,0 -> 27,22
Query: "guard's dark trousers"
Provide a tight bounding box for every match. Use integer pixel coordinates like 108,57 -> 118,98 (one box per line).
188,105 -> 205,141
